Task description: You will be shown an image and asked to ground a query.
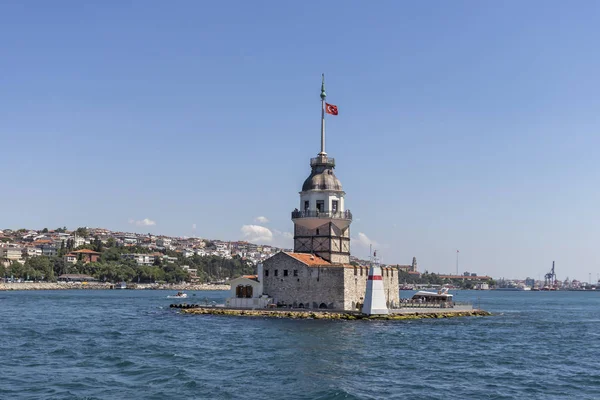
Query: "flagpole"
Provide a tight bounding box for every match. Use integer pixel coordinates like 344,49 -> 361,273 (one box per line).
320,73 -> 326,156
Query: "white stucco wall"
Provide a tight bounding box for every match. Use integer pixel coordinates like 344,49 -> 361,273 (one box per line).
299,190 -> 345,212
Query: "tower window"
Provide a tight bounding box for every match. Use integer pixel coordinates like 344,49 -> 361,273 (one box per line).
293,270 -> 298,277
265,270 -> 269,277
332,200 -> 338,213
274,270 -> 278,276
316,229 -> 319,235
304,200 -> 309,211
284,270 -> 288,277
316,200 -> 324,212
354,267 -> 357,276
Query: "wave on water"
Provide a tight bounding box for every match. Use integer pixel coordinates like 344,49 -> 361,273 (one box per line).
1,290 -> 600,399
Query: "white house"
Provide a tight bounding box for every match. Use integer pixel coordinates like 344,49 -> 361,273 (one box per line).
156,238 -> 172,247
121,253 -> 155,266
24,247 -> 42,258
225,264 -> 272,308
73,236 -> 86,248
1,247 -> 23,262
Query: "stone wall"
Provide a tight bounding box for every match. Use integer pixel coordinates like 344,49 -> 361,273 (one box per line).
262,252 -> 345,309
343,266 -> 400,311
262,253 -> 400,311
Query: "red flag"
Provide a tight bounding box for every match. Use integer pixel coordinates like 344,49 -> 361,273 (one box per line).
325,103 -> 338,115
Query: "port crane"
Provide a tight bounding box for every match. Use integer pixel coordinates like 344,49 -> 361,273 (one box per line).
544,261 -> 557,288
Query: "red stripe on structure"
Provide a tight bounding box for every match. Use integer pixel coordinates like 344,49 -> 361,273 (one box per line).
368,276 -> 382,280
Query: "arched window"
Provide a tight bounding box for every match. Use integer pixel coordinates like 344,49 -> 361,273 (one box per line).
319,303 -> 328,309
236,285 -> 244,298
245,285 -> 253,298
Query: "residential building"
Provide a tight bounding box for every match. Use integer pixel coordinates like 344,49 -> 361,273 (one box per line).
121,253 -> 155,266
64,253 -> 78,264
1,247 -> 23,261
40,245 -> 58,257
69,249 -> 101,263
23,247 -> 42,258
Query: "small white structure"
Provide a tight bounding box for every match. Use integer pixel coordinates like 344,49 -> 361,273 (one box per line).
226,264 -> 272,308
362,265 -> 389,315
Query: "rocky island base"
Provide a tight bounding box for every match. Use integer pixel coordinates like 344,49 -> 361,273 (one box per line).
173,305 -> 491,320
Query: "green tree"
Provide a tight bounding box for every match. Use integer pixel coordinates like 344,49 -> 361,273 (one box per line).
24,256 -> 54,281
106,237 -> 116,248
42,228 -> 49,233
75,227 -> 89,237
93,237 -> 103,252
53,258 -> 69,277
9,261 -> 25,279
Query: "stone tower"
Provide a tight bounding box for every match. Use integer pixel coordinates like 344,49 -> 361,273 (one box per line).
291,75 -> 352,264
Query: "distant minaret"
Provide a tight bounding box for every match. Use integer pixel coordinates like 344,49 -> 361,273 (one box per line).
291,75 -> 352,263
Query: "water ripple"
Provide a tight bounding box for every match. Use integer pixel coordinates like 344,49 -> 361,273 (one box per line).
1,290 -> 600,399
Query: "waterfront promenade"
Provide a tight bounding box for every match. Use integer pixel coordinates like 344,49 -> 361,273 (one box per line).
0,282 -> 230,291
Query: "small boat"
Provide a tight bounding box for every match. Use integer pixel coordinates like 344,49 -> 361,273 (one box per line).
167,292 -> 187,299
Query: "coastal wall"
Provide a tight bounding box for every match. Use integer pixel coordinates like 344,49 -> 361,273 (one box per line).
0,282 -> 230,291
343,267 -> 400,311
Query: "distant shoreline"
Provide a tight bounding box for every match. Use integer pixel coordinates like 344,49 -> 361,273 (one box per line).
0,282 -> 230,291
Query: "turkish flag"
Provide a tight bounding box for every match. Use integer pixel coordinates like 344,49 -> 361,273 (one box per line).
325,103 -> 338,115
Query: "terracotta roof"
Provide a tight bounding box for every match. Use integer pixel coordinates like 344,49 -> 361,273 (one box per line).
242,275 -> 258,279
71,249 -> 100,254
284,252 -> 331,266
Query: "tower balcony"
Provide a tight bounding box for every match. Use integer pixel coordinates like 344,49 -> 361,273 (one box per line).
310,157 -> 335,168
291,209 -> 352,221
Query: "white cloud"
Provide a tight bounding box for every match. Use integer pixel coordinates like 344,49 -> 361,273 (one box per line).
254,216 -> 269,224
129,218 -> 156,227
241,225 -> 273,243
354,232 -> 379,248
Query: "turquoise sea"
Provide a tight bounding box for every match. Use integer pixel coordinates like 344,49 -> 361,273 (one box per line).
1,290 -> 599,399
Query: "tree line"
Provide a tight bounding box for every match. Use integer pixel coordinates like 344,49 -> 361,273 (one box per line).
2,240 -> 255,283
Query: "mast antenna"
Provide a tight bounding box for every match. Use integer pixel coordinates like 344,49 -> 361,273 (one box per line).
319,74 -> 326,155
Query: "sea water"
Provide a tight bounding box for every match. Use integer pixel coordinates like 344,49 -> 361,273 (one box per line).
1,290 -> 599,399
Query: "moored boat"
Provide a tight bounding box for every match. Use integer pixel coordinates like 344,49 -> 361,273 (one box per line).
167,291 -> 187,299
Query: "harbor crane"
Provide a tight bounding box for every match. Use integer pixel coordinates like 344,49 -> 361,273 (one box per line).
544,261 -> 557,287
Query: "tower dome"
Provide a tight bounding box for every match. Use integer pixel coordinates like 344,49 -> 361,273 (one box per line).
302,160 -> 343,191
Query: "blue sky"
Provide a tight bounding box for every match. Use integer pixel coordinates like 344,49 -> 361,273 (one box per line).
1,1 -> 599,281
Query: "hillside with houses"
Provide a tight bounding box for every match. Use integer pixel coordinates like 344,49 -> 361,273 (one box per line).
0,227 -> 290,284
